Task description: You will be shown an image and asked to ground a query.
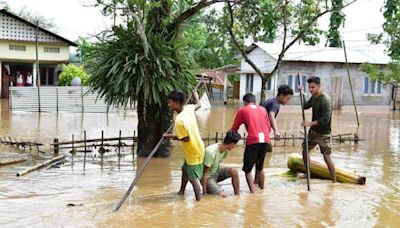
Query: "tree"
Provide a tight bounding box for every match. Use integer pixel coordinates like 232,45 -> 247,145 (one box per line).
360,63 -> 400,110
361,0 -> 400,110
76,37 -> 92,65
86,0 -> 357,157
327,0 -> 345,47
183,11 -> 238,69
16,7 -> 57,31
58,64 -> 89,86
222,0 -> 357,102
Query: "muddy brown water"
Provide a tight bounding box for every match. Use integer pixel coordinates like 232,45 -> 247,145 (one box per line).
0,100 -> 399,227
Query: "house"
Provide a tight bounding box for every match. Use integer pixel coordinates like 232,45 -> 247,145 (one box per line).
238,42 -> 393,111
0,9 -> 77,98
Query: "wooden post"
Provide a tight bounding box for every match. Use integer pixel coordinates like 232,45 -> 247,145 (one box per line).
132,130 -> 135,154
9,84 -> 12,110
54,138 -> 59,155
283,132 -> 287,146
207,133 -> 210,146
215,132 -> 218,143
56,87 -> 59,113
343,41 -> 360,129
35,21 -> 41,112
118,130 -> 122,157
81,86 -> 84,113
83,131 -> 87,170
292,134 -> 295,147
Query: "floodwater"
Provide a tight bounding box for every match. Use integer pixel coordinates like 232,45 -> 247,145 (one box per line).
0,99 -> 399,227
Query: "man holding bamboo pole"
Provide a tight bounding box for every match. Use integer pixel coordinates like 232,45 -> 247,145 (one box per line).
299,77 -> 336,183
163,90 -> 204,201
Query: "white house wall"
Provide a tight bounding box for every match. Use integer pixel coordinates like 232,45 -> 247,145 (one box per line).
276,62 -> 392,107
240,47 -> 277,73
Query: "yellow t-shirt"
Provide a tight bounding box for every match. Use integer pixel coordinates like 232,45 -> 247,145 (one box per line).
175,104 -> 205,165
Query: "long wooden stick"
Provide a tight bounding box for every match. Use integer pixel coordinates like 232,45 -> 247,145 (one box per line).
113,81 -> 202,212
343,41 -> 360,129
16,155 -> 65,176
298,73 -> 311,191
0,157 -> 28,166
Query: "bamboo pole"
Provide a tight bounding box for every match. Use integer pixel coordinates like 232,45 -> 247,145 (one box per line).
16,155 -> 65,176
118,130 -> 122,157
0,157 -> 28,166
298,73 -> 311,191
343,41 -> 360,132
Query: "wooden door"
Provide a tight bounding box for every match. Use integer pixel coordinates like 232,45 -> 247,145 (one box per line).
330,77 -> 342,109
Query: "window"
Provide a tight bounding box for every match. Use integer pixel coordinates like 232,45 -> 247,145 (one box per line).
9,44 -> 26,51
288,75 -> 307,94
246,73 -> 254,93
44,47 -> 60,53
364,77 -> 382,95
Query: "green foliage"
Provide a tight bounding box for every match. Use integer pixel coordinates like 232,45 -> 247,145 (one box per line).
76,37 -> 92,65
383,0 -> 400,60
58,64 -> 89,86
360,62 -> 400,87
367,33 -> 384,45
228,74 -> 240,83
86,22 -> 196,107
183,11 -> 238,69
291,0 -> 325,45
327,0 -> 345,47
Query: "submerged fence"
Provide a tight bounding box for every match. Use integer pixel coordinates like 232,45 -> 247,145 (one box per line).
9,86 -> 136,113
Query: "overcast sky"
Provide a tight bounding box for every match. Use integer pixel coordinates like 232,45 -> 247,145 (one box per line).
2,0 -> 386,49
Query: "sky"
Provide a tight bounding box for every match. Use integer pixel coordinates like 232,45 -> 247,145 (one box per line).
1,0 -> 386,50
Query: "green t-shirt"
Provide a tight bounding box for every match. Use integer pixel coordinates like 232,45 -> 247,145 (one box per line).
203,143 -> 227,179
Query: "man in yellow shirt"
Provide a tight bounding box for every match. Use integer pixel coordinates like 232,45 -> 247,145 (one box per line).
163,90 -> 204,201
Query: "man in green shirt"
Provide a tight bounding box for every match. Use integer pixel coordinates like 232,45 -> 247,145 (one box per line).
299,76 -> 336,183
201,131 -> 241,197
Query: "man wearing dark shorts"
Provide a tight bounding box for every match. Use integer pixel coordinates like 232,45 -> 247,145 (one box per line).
201,131 -> 241,197
299,76 -> 336,183
231,93 -> 271,193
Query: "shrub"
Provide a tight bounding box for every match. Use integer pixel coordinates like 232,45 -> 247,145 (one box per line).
58,64 -> 89,86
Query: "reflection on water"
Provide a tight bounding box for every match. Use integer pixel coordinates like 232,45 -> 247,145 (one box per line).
0,100 -> 400,227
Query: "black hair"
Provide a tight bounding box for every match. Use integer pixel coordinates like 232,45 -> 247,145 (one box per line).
243,93 -> 256,103
277,84 -> 294,96
307,76 -> 321,85
223,130 -> 241,144
167,91 -> 185,105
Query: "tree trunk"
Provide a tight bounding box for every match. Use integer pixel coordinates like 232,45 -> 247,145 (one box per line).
394,86 -> 398,111
260,76 -> 267,103
137,97 -> 172,157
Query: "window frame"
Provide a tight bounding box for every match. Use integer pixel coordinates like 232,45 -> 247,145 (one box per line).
287,74 -> 307,95
363,77 -> 382,96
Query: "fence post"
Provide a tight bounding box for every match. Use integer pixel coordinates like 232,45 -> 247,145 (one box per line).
81,86 -> 84,113
83,130 -> 87,170
215,132 -> 218,143
118,130 -> 122,157
56,87 -> 59,113
9,84 -> 12,110
54,138 -> 59,155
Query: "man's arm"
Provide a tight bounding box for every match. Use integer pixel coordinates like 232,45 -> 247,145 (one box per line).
302,99 -> 331,127
231,109 -> 244,131
201,166 -> 210,194
193,91 -> 201,111
268,112 -> 280,140
163,134 -> 189,142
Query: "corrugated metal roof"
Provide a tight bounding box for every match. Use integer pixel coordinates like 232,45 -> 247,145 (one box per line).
249,42 -> 391,65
